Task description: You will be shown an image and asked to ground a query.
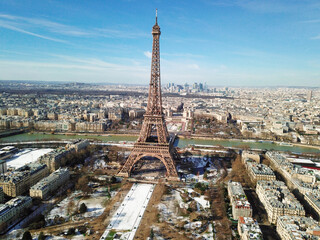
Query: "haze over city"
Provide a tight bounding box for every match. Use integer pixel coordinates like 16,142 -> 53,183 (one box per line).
1,0 -> 320,86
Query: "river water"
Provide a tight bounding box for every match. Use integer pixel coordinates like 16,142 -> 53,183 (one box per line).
1,133 -> 319,153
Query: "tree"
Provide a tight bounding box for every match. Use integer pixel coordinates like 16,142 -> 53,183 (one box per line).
67,200 -> 75,216
67,227 -> 75,235
194,182 -> 208,192
78,225 -> 87,234
38,232 -> 45,240
21,231 -> 32,240
203,171 -> 208,179
111,176 -> 117,183
76,176 -> 91,195
79,203 -> 87,214
183,150 -> 192,162
150,228 -> 154,240
29,214 -> 46,230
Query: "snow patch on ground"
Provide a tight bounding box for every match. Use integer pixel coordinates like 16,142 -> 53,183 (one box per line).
71,234 -> 87,239
46,191 -> 81,223
175,188 -> 209,211
194,196 -> 210,209
0,229 -> 24,240
93,159 -> 108,170
79,197 -> 104,218
7,148 -> 53,169
46,187 -> 110,225
46,236 -> 67,240
174,190 -> 187,209
184,156 -> 208,168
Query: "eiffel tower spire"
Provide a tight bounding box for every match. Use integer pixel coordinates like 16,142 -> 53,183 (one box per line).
117,10 -> 179,180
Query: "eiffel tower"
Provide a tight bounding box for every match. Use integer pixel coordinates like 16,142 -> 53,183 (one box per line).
117,10 -> 179,180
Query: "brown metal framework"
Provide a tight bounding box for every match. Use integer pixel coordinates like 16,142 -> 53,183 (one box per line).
117,12 -> 179,180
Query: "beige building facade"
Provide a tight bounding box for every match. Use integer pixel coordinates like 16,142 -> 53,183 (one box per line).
256,180 -> 305,224
0,196 -> 32,232
228,181 -> 252,220
0,163 -> 48,197
30,168 -> 70,199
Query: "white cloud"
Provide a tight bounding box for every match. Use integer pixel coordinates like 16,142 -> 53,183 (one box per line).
301,19 -> 320,23
0,14 -> 90,37
0,13 -> 148,40
0,20 -> 66,43
144,51 -> 152,58
311,35 -> 320,40
187,64 -> 200,70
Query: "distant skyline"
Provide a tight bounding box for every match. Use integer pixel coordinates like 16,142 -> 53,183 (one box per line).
1,0 -> 320,86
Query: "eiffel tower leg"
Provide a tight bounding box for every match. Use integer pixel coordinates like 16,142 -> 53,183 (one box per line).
162,147 -> 180,180
117,151 -> 140,177
161,155 -> 179,180
169,150 -> 179,165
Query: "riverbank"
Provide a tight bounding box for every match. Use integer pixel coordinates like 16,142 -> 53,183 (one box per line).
0,129 -> 25,138
26,132 -> 320,150
1,132 -> 320,153
179,134 -> 320,151
30,131 -> 139,137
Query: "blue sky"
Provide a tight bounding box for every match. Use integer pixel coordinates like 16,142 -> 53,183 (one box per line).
0,0 -> 320,86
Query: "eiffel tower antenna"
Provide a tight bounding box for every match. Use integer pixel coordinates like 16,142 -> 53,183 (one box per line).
117,11 -> 179,180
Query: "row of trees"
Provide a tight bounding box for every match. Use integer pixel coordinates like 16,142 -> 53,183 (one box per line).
64,145 -> 101,167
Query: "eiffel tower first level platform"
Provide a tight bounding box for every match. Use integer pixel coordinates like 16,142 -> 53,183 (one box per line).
117,10 -> 179,181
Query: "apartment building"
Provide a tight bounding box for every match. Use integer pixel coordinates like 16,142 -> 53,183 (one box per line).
0,163 -> 48,197
241,151 -> 260,163
0,188 -> 3,204
66,139 -> 89,152
0,196 -> 32,232
256,180 -> 305,224
228,181 -> 252,220
245,160 -> 276,182
39,148 -> 71,172
30,168 -> 70,199
266,152 -> 318,190
277,215 -> 320,240
237,216 -> 263,240
305,191 -> 320,221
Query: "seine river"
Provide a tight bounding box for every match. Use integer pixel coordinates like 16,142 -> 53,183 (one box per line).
1,133 -> 320,153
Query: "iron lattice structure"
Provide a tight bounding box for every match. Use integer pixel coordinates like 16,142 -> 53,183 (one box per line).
117,13 -> 179,180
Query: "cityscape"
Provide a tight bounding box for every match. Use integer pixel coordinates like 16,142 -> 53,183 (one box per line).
1,1 -> 320,240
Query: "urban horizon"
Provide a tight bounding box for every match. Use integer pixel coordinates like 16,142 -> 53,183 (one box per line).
0,79 -> 320,89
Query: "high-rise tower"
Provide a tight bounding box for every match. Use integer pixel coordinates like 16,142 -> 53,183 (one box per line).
307,90 -> 313,102
117,10 -> 179,180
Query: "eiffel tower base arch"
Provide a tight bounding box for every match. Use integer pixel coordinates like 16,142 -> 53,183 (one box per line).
117,143 -> 179,181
